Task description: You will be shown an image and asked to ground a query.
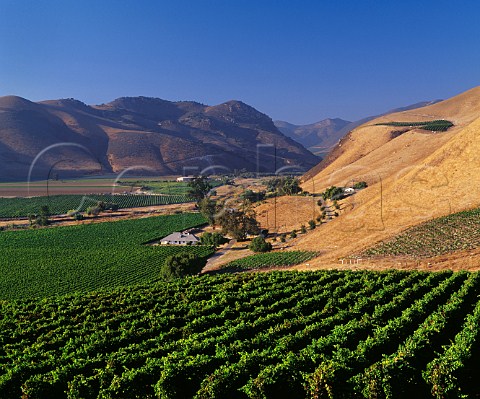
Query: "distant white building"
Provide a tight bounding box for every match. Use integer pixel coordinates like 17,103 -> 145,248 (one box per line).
160,232 -> 200,245
176,176 -> 196,182
344,187 -> 355,194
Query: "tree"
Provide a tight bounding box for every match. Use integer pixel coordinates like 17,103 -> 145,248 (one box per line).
198,198 -> 217,226
216,205 -> 260,241
160,253 -> 206,280
249,236 -> 272,253
290,230 -> 297,239
300,224 -> 307,234
322,186 -> 345,201
308,220 -> 316,230
86,206 -> 100,216
38,205 -> 50,226
264,176 -> 302,196
28,206 -> 50,227
188,176 -> 212,203
200,232 -> 228,249
241,189 -> 266,203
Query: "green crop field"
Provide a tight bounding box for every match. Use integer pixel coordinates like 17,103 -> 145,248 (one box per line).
0,194 -> 191,218
117,179 -> 224,195
222,251 -> 318,271
374,119 -> 453,132
363,206 -> 480,258
0,213 -> 211,299
118,180 -> 192,195
0,270 -> 479,398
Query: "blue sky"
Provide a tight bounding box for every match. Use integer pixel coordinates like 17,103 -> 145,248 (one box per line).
1,0 -> 479,124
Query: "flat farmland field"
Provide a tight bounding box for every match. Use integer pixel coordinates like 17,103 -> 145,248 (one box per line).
0,213 -> 210,299
0,178 -> 131,197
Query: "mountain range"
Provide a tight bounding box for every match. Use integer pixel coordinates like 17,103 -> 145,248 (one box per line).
0,96 -> 319,181
275,100 -> 442,156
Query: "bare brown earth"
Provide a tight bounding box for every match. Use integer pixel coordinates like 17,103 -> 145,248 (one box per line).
0,181 -> 129,197
265,86 -> 480,271
255,195 -> 319,234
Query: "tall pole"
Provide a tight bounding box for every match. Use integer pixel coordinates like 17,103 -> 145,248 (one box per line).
274,143 -> 277,234
312,177 -> 316,221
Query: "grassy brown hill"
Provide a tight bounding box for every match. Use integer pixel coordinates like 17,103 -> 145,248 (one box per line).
0,96 -> 319,181
282,86 -> 480,268
275,101 -> 440,158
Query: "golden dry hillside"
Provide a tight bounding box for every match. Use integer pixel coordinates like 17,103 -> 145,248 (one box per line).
290,86 -> 480,269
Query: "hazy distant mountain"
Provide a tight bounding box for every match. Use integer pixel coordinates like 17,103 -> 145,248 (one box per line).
275,100 -> 442,157
0,96 -> 319,181
274,118 -> 351,153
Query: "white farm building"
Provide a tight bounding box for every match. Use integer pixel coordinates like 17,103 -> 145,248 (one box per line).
176,176 -> 195,182
160,232 -> 200,245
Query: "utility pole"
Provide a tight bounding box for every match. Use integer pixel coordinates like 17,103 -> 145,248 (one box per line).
274,143 -> 277,235
312,177 -> 316,221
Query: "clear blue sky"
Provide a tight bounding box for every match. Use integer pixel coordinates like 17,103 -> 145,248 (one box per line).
1,0 -> 479,124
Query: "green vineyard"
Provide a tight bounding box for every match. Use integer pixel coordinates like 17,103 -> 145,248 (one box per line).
0,194 -> 192,218
374,119 -> 454,132
363,206 -> 480,258
222,251 -> 318,271
0,213 -> 210,300
0,270 -> 479,398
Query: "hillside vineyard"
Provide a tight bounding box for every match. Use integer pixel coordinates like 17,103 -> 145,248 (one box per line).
0,270 -> 479,398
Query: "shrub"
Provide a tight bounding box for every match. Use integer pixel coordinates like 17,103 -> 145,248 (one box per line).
308,220 -> 316,230
300,225 -> 307,234
290,230 -> 297,239
353,181 -> 368,190
200,232 -> 228,249
160,253 -> 206,280
86,206 -> 100,216
280,234 -> 286,243
249,236 -> 273,253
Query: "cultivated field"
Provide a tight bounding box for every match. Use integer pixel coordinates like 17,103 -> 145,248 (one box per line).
221,251 -> 317,271
363,206 -> 480,258
0,213 -> 210,299
0,178 -> 129,197
0,194 -> 191,218
0,270 -> 479,398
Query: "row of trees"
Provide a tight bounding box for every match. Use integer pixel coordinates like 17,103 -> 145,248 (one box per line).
189,177 -> 261,241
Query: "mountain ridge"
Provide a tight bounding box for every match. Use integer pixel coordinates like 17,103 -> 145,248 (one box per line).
0,95 -> 319,181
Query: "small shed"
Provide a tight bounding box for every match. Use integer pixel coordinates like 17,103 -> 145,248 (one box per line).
160,232 -> 200,245
344,187 -> 355,194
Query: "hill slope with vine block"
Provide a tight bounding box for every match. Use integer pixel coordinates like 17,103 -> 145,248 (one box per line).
362,207 -> 480,258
